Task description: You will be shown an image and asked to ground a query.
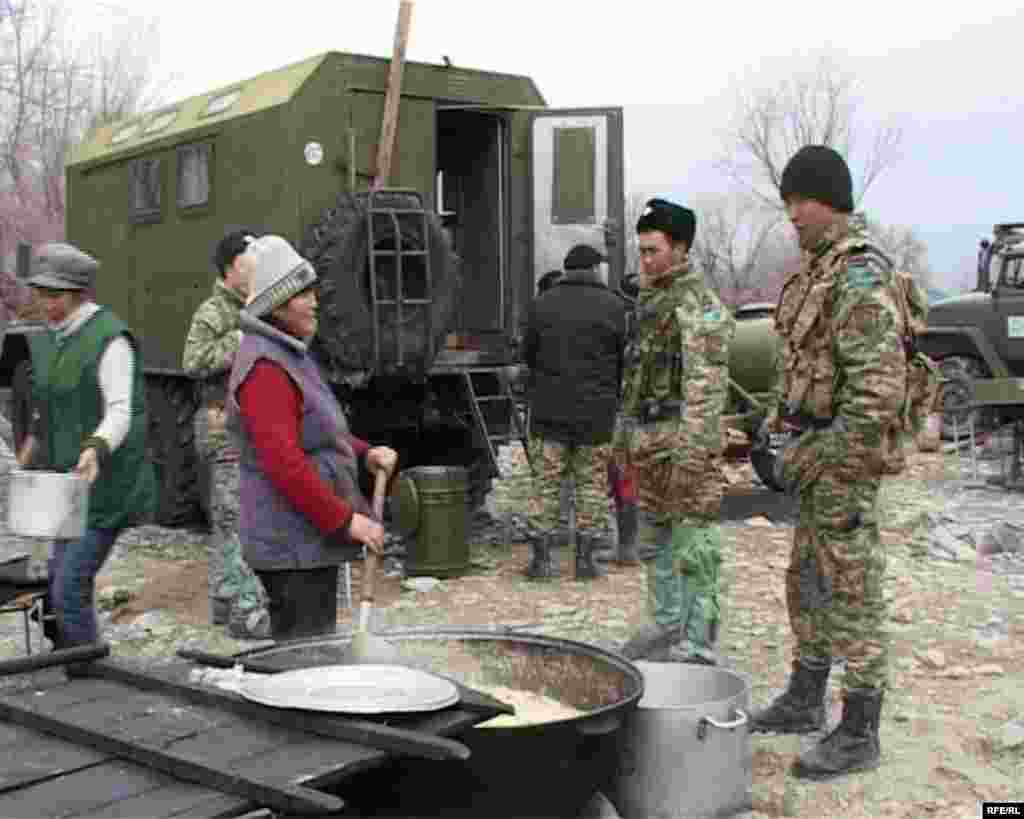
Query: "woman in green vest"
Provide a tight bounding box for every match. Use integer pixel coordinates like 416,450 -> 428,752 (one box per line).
17,243 -> 157,662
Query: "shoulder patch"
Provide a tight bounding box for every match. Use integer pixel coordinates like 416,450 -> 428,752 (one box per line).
702,308 -> 722,321
846,255 -> 882,290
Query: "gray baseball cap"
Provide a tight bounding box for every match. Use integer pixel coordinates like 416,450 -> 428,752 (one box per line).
27,243 -> 100,290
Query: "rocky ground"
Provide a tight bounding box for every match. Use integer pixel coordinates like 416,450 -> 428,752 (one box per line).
1,433 -> 1022,818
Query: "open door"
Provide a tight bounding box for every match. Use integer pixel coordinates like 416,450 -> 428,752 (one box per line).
529,108 -> 625,294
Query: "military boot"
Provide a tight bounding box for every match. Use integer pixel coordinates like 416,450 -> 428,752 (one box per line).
620,623 -> 683,660
750,658 -> 831,734
575,535 -> 605,580
525,535 -> 559,580
792,689 -> 883,780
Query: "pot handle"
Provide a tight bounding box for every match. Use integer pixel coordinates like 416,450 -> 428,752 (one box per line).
575,712 -> 622,736
697,708 -> 748,741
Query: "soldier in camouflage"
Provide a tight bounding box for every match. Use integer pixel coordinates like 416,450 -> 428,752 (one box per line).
183,230 -> 269,639
749,146 -> 907,781
617,199 -> 735,666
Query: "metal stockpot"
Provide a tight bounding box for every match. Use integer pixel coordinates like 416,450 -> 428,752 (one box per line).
610,661 -> 753,819
7,469 -> 89,539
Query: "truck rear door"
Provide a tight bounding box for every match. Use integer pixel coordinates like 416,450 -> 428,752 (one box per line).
528,108 -> 625,294
993,252 -> 1024,374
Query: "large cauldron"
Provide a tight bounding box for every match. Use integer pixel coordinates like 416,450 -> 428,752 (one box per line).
242,627 -> 644,818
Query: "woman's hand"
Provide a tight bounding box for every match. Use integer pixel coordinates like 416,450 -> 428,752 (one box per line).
348,512 -> 386,554
75,447 -> 100,485
366,446 -> 398,477
16,435 -> 36,469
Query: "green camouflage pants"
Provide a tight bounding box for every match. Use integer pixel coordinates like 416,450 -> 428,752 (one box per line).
526,436 -> 609,537
641,511 -> 721,652
789,469 -> 888,691
195,408 -> 265,615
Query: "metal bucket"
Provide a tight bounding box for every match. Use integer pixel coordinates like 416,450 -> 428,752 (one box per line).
610,661 -> 753,819
242,627 -> 645,818
7,469 -> 89,539
393,466 -> 469,577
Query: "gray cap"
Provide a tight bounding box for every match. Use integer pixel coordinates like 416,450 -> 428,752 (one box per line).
27,243 -> 99,291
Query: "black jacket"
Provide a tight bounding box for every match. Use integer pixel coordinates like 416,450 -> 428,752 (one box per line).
523,273 -> 628,445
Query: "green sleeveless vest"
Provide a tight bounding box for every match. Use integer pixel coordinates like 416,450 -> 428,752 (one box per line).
30,309 -> 157,529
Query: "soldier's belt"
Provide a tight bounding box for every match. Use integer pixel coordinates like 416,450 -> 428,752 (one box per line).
627,399 -> 686,425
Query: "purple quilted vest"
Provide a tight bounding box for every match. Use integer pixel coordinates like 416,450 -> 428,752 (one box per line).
227,316 -> 369,570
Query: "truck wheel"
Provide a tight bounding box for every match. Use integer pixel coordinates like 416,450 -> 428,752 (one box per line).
145,375 -> 203,528
937,356 -> 992,440
300,191 -> 461,378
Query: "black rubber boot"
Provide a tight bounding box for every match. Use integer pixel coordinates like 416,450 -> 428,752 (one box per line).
620,623 -> 683,660
615,502 -> 640,565
750,658 -> 831,734
525,535 -> 559,580
575,536 -> 604,580
792,688 -> 883,780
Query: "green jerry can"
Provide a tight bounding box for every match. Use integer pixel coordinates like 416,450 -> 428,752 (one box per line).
391,466 -> 470,577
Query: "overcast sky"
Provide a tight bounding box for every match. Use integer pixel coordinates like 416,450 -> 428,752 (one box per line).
82,0 -> 1022,290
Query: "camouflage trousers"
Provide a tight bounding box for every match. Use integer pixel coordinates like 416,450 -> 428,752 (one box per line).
195,408 -> 265,617
789,469 -> 889,691
526,436 -> 610,538
617,418 -> 725,523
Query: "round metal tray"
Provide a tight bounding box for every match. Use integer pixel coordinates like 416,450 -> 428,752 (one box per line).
238,664 -> 460,714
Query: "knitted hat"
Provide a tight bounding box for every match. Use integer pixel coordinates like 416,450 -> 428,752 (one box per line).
244,235 -> 317,318
563,244 -> 606,271
636,198 -> 696,247
779,145 -> 854,213
27,243 -> 99,290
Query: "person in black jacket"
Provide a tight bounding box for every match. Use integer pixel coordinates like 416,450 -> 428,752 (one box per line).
522,244 -> 627,580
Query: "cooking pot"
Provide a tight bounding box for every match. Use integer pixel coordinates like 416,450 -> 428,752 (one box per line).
241,627 -> 644,818
7,470 -> 89,539
610,661 -> 753,819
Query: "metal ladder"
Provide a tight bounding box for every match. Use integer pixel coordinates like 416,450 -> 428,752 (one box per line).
365,189 -> 433,373
461,369 -> 533,479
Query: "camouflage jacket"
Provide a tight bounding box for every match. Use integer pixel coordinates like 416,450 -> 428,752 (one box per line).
620,262 -> 735,468
182,279 -> 245,405
773,216 -> 907,477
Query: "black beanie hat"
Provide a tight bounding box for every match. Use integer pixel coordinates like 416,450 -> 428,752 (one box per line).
779,145 -> 854,213
636,198 -> 696,248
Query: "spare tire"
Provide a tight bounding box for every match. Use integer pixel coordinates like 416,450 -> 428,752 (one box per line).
300,191 -> 461,379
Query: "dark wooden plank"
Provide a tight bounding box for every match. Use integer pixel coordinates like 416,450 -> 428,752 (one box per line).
0,693 -> 344,816
0,760 -> 172,819
91,658 -> 475,762
166,794 -> 265,819
0,642 -> 109,676
70,779 -> 250,819
0,730 -> 107,793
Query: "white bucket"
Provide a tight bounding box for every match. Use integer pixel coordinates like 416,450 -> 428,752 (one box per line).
7,469 -> 89,539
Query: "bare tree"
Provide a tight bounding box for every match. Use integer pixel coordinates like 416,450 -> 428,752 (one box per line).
868,219 -> 932,284
0,0 -> 163,262
718,52 -> 903,209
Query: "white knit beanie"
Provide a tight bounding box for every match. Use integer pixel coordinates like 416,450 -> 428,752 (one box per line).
244,235 -> 317,318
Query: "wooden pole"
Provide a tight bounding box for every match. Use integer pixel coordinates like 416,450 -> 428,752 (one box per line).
372,0 -> 414,190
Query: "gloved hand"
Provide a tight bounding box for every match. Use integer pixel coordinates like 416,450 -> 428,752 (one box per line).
773,421 -> 844,494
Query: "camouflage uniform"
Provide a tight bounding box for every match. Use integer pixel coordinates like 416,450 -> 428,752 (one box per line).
183,279 -> 267,633
617,261 -> 735,662
772,216 -> 905,693
526,436 -> 608,537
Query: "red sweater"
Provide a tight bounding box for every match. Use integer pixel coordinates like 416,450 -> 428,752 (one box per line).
237,359 -> 370,534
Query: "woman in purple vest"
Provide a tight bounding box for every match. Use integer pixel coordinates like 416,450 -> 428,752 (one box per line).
226,235 -> 397,640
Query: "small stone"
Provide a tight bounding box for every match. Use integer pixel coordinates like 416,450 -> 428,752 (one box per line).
941,665 -> 970,679
893,712 -> 910,723
998,720 -> 1024,750
747,516 -> 774,528
915,648 -> 946,668
402,577 -> 442,593
975,664 -> 1005,676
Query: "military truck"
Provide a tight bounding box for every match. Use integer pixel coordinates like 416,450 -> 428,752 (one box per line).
2,51 -> 629,526
924,222 -> 1024,437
